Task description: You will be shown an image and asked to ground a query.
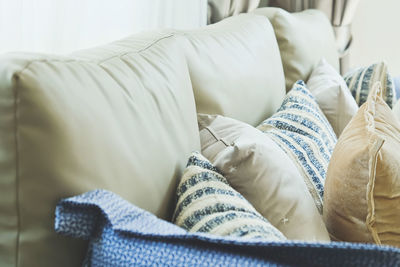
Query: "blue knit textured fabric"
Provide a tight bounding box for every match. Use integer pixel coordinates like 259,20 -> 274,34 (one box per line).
55,189 -> 400,267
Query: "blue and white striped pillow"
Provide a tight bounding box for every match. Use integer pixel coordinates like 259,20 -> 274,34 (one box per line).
257,81 -> 337,213
173,152 -> 286,241
343,62 -> 396,108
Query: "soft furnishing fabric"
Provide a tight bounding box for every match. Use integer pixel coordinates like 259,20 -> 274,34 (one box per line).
55,189 -> 400,266
308,59 -> 358,137
343,62 -> 396,108
198,113 -> 330,241
172,152 -> 285,240
394,100 -> 400,121
182,14 -> 286,126
324,82 -> 400,247
0,31 -> 200,267
266,0 -> 361,74
257,81 -> 337,213
252,8 -> 339,91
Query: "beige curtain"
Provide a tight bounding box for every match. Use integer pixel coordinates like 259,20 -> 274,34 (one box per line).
267,0 -> 361,74
207,0 -> 260,24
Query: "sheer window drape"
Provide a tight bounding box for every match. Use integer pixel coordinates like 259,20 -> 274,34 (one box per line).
0,0 -> 207,54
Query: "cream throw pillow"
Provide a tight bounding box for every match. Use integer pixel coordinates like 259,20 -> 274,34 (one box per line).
323,82 -> 400,247
198,113 -> 330,242
307,59 -> 358,137
393,99 -> 400,121
252,8 -> 339,91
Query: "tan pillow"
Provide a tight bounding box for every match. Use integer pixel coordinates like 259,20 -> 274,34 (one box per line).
252,8 -> 339,91
323,83 -> 400,247
198,113 -> 330,241
307,59 -> 358,137
182,14 -> 286,126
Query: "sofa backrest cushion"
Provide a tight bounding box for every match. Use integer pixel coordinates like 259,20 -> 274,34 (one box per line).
0,31 -> 200,267
181,14 -> 286,126
253,8 -> 339,91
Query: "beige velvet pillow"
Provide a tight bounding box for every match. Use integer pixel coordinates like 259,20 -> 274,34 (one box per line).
323,83 -> 400,247
198,113 -> 330,242
307,59 -> 358,137
252,8 -> 339,91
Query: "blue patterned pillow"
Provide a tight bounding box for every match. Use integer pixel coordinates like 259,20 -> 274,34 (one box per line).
55,189 -> 400,266
257,81 -> 337,213
172,152 -> 285,240
343,62 -> 396,108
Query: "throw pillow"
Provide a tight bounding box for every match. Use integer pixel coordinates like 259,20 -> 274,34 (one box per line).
172,152 -> 285,241
257,81 -> 337,213
343,61 -> 396,108
308,59 -> 359,137
252,8 -> 339,91
198,113 -> 330,241
394,99 -> 400,121
323,82 -> 400,247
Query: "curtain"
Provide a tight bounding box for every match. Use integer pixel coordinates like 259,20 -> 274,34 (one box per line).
207,0 -> 260,24
267,0 -> 361,74
0,0 -> 207,54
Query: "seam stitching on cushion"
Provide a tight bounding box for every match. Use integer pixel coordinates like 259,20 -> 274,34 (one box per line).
14,33 -> 176,75
204,127 -> 229,147
12,73 -> 21,267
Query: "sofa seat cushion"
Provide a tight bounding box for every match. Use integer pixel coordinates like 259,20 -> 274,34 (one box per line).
181,14 -> 286,126
0,31 -> 199,267
55,189 -> 400,266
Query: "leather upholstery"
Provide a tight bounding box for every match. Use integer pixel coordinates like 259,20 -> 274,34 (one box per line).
0,31 -> 200,267
182,14 -> 286,126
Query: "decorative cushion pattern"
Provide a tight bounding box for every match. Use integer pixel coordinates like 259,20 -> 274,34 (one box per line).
343,62 -> 396,108
55,189 -> 400,266
172,152 -> 285,241
257,81 -> 337,213
324,83 -> 400,247
252,8 -> 339,91
308,59 -> 359,137
198,113 -> 330,241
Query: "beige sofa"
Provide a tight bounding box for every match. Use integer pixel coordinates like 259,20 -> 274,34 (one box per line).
0,9 -> 341,267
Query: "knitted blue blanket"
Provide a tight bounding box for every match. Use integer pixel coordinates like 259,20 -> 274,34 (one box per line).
55,189 -> 400,267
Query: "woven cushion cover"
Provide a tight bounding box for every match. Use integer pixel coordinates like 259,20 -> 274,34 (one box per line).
172,152 -> 285,240
55,189 -> 400,266
344,62 -> 396,108
257,81 -> 337,213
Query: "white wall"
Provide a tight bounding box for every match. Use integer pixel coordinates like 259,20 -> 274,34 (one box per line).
350,0 -> 400,75
0,0 -> 207,54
